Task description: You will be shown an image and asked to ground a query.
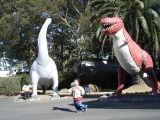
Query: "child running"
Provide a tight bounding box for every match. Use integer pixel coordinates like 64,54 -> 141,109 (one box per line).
68,78 -> 88,113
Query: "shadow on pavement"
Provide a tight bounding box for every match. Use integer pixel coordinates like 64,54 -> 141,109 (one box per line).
52,107 -> 75,112
69,99 -> 160,110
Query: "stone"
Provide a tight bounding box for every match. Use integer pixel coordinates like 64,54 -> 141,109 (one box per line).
139,97 -> 145,102
98,95 -> 108,101
98,93 -> 160,103
99,97 -> 104,102
87,84 -> 100,92
104,98 -> 109,102
113,98 -> 120,103
27,95 -> 41,101
50,95 -> 61,100
60,88 -> 68,93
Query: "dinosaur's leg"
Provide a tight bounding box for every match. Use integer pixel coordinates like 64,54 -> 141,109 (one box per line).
52,70 -> 58,95
138,72 -> 152,87
112,66 -> 126,96
147,73 -> 160,90
142,50 -> 160,94
30,71 -> 39,96
41,85 -> 47,94
145,68 -> 158,94
139,72 -> 160,91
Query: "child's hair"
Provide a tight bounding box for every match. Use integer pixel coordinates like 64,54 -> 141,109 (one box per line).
74,78 -> 81,83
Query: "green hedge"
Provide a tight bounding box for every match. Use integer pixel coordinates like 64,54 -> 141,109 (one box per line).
0,73 -> 31,96
79,71 -> 132,89
58,71 -> 132,90
58,71 -> 77,89
18,71 -> 78,90
18,73 -> 30,88
0,71 -> 134,96
0,77 -> 21,96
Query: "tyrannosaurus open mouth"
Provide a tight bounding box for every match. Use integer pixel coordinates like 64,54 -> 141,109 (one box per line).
100,17 -> 124,35
101,23 -> 116,31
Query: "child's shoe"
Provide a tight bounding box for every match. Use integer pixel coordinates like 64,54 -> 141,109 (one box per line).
77,110 -> 82,113
83,105 -> 88,112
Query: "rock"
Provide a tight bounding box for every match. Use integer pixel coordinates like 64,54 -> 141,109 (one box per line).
108,98 -> 114,102
29,95 -> 42,101
61,96 -> 72,99
60,88 -> 68,93
98,92 -> 160,103
139,97 -> 145,102
29,98 -> 35,102
50,95 -> 61,100
99,97 -> 104,102
87,84 -> 100,92
113,98 -> 120,103
98,95 -> 108,101
132,98 -> 139,103
14,99 -> 25,102
126,98 -> 132,102
13,95 -> 23,101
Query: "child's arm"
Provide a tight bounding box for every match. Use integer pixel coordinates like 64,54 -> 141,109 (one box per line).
29,85 -> 33,88
80,87 -> 85,96
22,85 -> 25,91
67,88 -> 72,93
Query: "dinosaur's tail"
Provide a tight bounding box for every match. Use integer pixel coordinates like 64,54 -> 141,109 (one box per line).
38,18 -> 52,61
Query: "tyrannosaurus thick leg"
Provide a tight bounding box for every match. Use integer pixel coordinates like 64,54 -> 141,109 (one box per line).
142,50 -> 160,94
113,66 -> 126,96
139,71 -> 160,93
145,68 -> 159,94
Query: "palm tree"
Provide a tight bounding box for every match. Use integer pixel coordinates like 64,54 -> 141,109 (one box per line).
88,0 -> 160,67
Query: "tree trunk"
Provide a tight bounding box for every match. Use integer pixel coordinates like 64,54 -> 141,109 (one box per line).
158,56 -> 160,69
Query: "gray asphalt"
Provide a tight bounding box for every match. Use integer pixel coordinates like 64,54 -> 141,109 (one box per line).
0,98 -> 160,120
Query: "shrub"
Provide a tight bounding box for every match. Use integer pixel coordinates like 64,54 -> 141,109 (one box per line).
79,71 -> 132,90
16,71 -> 29,75
19,74 -> 30,88
0,77 -> 21,96
58,71 -> 77,89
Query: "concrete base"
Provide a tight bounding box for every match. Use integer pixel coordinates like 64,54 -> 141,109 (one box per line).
99,93 -> 160,103
14,94 -> 72,102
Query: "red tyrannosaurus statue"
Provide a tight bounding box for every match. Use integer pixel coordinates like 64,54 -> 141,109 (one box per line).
100,17 -> 160,96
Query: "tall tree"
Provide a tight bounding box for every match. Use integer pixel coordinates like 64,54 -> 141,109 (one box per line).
88,0 -> 160,67
0,0 -> 95,71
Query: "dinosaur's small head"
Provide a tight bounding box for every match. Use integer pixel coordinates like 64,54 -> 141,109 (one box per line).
100,17 -> 124,35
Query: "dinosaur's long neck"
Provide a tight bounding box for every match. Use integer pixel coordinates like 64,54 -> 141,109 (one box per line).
38,19 -> 51,61
111,28 -> 131,43
111,28 -> 125,41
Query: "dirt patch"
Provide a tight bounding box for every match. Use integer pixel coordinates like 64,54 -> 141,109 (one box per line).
123,84 -> 151,93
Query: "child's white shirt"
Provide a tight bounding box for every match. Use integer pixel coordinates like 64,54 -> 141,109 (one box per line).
22,85 -> 32,92
68,86 -> 85,98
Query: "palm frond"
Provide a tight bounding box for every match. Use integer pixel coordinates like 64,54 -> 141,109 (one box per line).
89,0 -> 160,57
153,28 -> 160,52
99,35 -> 107,57
96,26 -> 102,39
135,13 -> 139,42
135,0 -> 144,9
89,0 -> 111,9
138,12 -> 150,39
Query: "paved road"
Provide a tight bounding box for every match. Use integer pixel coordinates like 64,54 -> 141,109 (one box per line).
0,98 -> 160,120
